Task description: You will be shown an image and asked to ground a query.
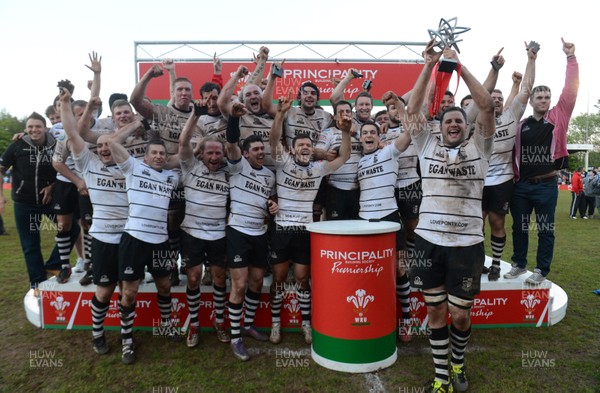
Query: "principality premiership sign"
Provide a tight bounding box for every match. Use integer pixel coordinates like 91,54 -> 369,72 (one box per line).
138,62 -> 423,105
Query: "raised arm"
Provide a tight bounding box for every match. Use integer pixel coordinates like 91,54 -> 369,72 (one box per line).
162,59 -> 177,106
77,96 -> 103,143
451,50 -> 494,138
513,43 -> 538,108
330,68 -> 359,107
329,68 -> 358,106
108,119 -> 142,165
482,48 -> 505,93
224,102 -> 248,161
503,71 -> 522,110
130,64 -> 164,119
382,91 -> 411,153
179,97 -> 210,162
84,52 -> 102,99
59,88 -> 85,155
269,92 -> 293,162
217,65 -> 249,117
247,46 -> 269,87
405,40 -> 443,136
325,111 -> 351,173
212,53 -> 223,88
465,48 -> 505,125
261,61 -> 284,118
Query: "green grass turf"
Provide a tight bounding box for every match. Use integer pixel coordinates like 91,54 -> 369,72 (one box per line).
0,189 -> 598,392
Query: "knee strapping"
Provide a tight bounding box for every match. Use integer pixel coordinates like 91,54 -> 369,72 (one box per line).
422,291 -> 447,306
448,294 -> 473,310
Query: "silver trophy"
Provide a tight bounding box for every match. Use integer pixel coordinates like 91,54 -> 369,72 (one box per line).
428,17 -> 470,53
428,17 -> 470,73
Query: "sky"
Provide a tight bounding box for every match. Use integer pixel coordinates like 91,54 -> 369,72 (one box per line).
0,0 -> 596,122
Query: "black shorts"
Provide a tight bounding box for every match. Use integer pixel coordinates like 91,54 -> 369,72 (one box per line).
314,179 -> 328,206
325,185 -> 360,220
169,188 -> 186,210
92,238 -> 119,286
395,181 -> 422,220
269,225 -> 311,265
118,232 -> 173,281
482,179 -> 513,214
52,179 -> 79,215
79,194 -> 93,225
376,211 -> 406,251
181,230 -> 226,268
409,235 -> 484,300
226,226 -> 268,269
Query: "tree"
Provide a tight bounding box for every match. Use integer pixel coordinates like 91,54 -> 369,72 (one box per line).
0,109 -> 26,153
567,109 -> 600,170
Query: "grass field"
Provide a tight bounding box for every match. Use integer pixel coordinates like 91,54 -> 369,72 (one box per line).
0,189 -> 599,393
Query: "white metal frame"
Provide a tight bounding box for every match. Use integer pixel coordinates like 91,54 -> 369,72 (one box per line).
133,40 -> 428,81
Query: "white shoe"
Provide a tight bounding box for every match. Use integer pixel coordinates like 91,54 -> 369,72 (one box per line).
503,264 -> 527,279
269,323 -> 281,344
301,324 -> 312,344
525,269 -> 546,284
74,258 -> 86,273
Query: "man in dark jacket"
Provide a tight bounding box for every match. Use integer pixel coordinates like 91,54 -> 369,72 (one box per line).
0,112 -> 73,289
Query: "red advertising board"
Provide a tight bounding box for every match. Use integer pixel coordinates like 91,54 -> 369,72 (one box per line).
40,287 -> 302,331
138,62 -> 423,105
40,286 -> 550,331
405,288 -> 551,329
310,232 -> 397,340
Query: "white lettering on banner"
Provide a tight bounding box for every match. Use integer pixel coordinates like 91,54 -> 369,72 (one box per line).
331,261 -> 385,277
283,69 -> 379,81
135,300 -> 152,309
470,308 -> 494,320
81,299 -> 152,309
320,248 -> 394,261
473,297 -> 507,307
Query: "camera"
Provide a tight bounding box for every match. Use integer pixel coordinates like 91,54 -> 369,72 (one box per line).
362,80 -> 372,91
57,79 -> 75,94
272,64 -> 283,78
351,70 -> 363,78
526,40 -> 540,54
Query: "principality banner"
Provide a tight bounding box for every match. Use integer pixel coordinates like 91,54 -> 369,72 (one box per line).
138,61 -> 423,105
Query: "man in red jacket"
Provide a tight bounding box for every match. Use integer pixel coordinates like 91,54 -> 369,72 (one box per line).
569,167 -> 584,219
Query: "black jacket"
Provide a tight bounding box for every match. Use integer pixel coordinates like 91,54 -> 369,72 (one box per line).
0,133 -> 57,205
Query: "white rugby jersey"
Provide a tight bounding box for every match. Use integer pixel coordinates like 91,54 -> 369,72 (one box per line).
52,129 -> 77,183
485,101 -> 525,186
316,126 -> 362,190
358,144 -> 401,219
124,134 -> 147,159
380,126 -> 420,189
239,113 -> 275,171
148,104 -> 202,155
413,131 -> 492,247
275,152 -> 329,228
228,157 -> 275,236
91,117 -> 115,133
180,158 -> 229,241
284,107 -> 332,148
73,148 -> 128,244
199,114 -> 228,144
427,120 -> 442,136
119,156 -> 180,244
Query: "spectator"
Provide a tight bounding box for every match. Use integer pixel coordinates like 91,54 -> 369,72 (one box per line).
505,38 -> 579,284
0,113 -> 66,289
583,170 -> 597,218
569,167 -> 584,219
